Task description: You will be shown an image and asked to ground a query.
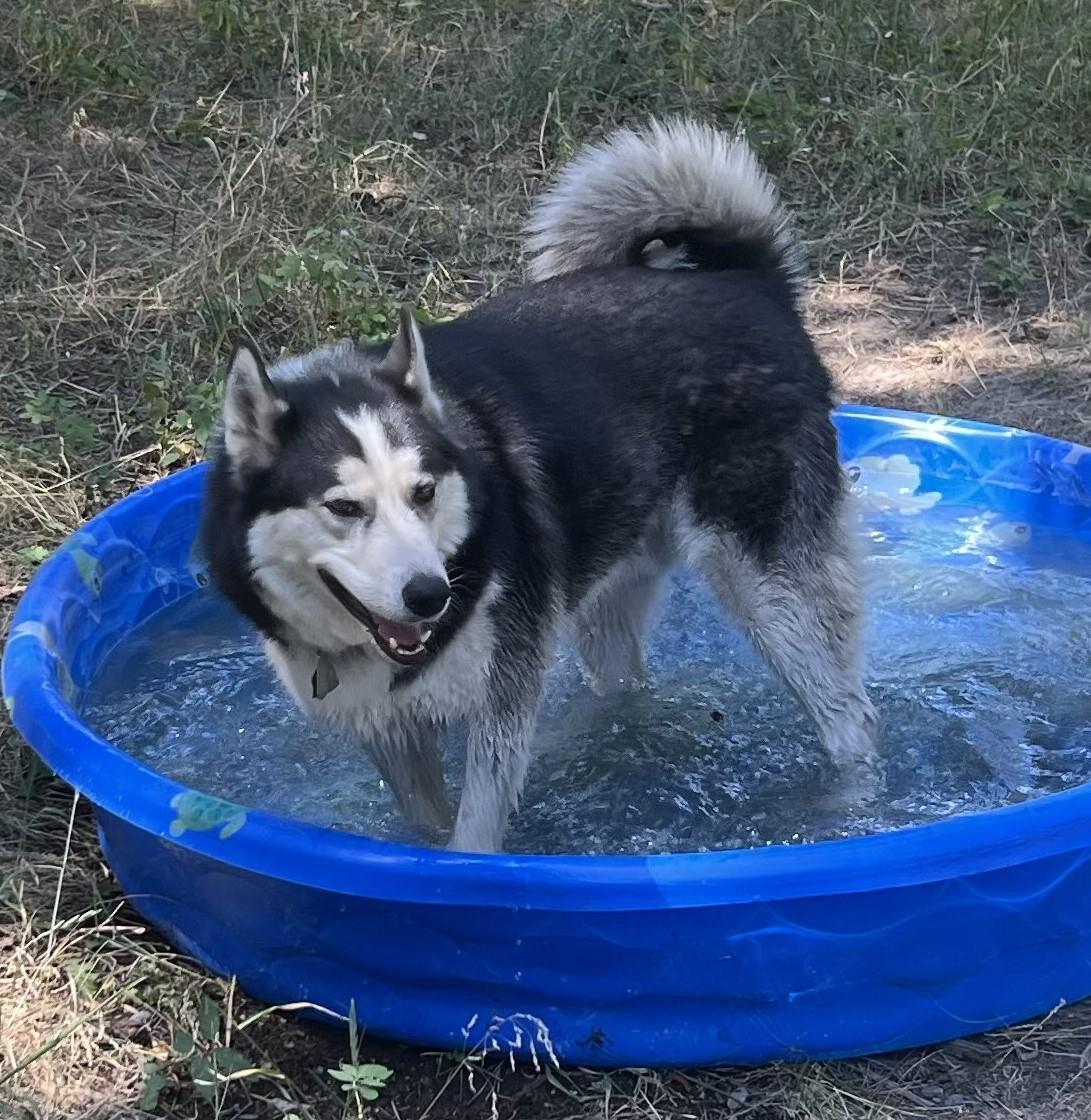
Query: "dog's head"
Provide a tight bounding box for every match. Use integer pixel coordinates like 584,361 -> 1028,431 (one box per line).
217,307 -> 472,664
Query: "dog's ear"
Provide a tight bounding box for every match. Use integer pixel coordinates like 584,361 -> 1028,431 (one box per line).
222,335 -> 286,473
375,305 -> 443,422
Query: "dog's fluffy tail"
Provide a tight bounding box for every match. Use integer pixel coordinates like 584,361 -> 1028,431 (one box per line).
525,118 -> 804,302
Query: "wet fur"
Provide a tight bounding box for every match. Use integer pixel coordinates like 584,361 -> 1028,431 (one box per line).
203,119 -> 879,852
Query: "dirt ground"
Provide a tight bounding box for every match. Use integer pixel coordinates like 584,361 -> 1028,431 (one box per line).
2,2 -> 1091,1118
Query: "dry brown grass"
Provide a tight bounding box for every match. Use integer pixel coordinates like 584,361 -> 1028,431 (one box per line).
2,1 -> 1091,1117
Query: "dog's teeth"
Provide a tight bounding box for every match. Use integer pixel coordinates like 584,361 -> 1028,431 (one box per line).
387,637 -> 398,651
422,629 -> 432,642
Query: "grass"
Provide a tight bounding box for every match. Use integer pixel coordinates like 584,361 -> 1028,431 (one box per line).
1,0 -> 1090,1116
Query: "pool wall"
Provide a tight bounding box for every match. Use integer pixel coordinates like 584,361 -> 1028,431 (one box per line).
6,404 -> 1091,1066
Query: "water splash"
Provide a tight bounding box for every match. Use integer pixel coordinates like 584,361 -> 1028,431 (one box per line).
82,503 -> 1091,854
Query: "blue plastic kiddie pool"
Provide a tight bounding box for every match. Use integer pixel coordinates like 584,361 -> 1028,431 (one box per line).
6,404 -> 1091,1068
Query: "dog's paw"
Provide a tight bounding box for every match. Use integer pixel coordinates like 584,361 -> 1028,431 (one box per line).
822,753 -> 885,811
586,667 -> 654,697
447,835 -> 503,855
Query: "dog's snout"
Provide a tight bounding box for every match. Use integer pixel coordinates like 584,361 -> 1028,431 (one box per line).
402,573 -> 450,619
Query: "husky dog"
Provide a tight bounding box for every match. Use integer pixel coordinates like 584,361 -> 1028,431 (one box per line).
203,119 -> 879,853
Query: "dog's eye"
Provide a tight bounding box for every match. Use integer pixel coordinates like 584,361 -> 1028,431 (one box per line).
412,480 -> 436,507
324,499 -> 365,518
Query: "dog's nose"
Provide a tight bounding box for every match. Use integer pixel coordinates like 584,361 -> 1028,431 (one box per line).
402,574 -> 450,619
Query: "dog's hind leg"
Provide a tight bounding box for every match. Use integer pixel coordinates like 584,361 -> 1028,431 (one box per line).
366,725 -> 453,839
576,551 -> 669,693
576,516 -> 673,693
690,522 -> 879,796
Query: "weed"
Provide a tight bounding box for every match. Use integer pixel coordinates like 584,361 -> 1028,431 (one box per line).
194,0 -> 349,80
981,255 -> 1034,301
138,990 -> 284,1115
244,228 -> 394,343
15,2 -> 147,95
143,346 -> 225,467
21,391 -> 99,453
194,0 -> 255,45
16,545 -> 50,566
972,185 -> 1033,224
326,1003 -> 392,1119
1061,173 -> 1091,226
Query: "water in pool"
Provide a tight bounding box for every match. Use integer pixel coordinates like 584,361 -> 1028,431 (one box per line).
82,497 -> 1091,854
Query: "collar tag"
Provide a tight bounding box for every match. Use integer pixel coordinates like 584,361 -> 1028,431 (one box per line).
311,654 -> 340,700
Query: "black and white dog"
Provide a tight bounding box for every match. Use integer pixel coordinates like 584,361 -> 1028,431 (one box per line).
203,119 -> 879,852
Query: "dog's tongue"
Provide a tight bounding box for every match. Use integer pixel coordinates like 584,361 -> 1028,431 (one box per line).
375,617 -> 423,647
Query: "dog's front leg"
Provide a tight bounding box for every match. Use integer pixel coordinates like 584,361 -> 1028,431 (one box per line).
449,715 -> 535,853
450,598 -> 554,853
366,724 -> 453,840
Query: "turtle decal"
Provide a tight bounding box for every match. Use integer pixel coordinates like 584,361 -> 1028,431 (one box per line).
7,622 -> 78,705
68,548 -> 104,598
169,791 -> 247,839
57,532 -> 104,598
8,621 -> 58,653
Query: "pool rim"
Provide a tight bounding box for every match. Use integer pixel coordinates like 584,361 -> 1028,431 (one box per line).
6,402 -> 1091,912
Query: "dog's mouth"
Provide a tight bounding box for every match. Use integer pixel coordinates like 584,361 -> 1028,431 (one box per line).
318,570 -> 432,665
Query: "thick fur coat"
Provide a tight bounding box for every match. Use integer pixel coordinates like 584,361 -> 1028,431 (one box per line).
202,120 -> 878,852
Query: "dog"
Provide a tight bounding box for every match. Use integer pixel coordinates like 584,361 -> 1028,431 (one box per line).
202,119 -> 879,853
